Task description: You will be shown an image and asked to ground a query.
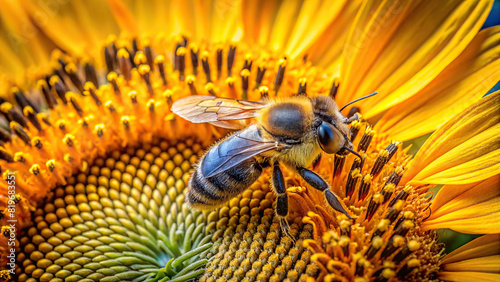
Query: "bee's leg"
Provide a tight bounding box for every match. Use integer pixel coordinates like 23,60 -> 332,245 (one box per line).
272,162 -> 295,243
297,167 -> 352,219
345,112 -> 360,124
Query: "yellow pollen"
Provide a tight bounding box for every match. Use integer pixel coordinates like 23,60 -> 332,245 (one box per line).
64,63 -> 77,74
0,102 -> 13,113
29,164 -> 40,175
383,261 -> 396,268
377,219 -> 390,231
49,75 -> 59,86
22,106 -> 34,116
84,81 -> 96,91
340,219 -> 351,229
382,268 -> 395,278
403,211 -> 415,219
13,152 -> 25,163
383,183 -> 396,193
371,236 -> 384,249
117,48 -> 129,58
395,166 -> 405,175
138,64 -> 151,75
379,149 -> 389,158
402,220 -> 415,230
339,235 -> 350,247
107,71 -> 118,81
134,51 -> 147,65
373,193 -> 384,204
36,79 -> 48,89
363,174 -> 373,184
408,240 -> 421,251
46,160 -> 56,171
176,47 -> 186,56
186,75 -> 195,84
154,55 -> 165,64
407,259 -> 421,268
240,69 -> 250,77
392,235 -> 405,247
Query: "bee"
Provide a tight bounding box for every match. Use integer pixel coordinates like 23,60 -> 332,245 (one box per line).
171,91 -> 376,239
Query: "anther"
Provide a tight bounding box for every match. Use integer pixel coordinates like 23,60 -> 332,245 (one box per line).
397,259 -> 420,278
0,128 -> 12,143
358,174 -> 373,201
252,65 -> 267,91
372,219 -> 390,239
331,155 -> 344,183
297,78 -> 307,96
393,240 -> 421,262
0,150 -> 14,163
128,91 -> 138,104
22,106 -> 42,132
176,47 -> 186,81
201,51 -> 212,83
258,86 -> 269,101
10,122 -> 31,145
56,119 -> 66,131
329,79 -> 339,99
365,236 -> 383,259
189,45 -> 199,76
83,82 -> 102,106
155,56 -> 167,86
358,127 -> 374,152
94,124 -> 104,138
50,75 -> 68,104
46,159 -> 56,172
117,48 -> 132,81
163,90 -> 173,107
104,46 -> 115,73
242,54 -> 253,71
144,45 -> 154,68
37,80 -> 57,109
345,159 -> 362,198
371,149 -> 390,177
63,134 -> 75,147
66,92 -> 84,117
274,58 -> 287,94
186,76 -> 197,95
339,219 -> 351,237
32,137 -> 42,149
227,45 -> 236,77
105,101 -> 116,113
1,102 -> 28,128
339,235 -> 350,258
388,185 -> 412,207
132,38 -> 139,56
147,99 -> 155,113
366,193 -> 384,221
106,72 -> 121,95
216,48 -> 223,79
394,211 -> 415,230
350,120 -> 361,141
64,63 -> 84,93
134,51 -> 147,65
121,116 -> 130,129
226,77 -> 236,96
138,65 -> 154,96
240,69 -> 250,100
380,235 -> 404,259
385,200 -> 404,223
84,63 -> 99,87
381,183 -> 396,204
29,164 -> 40,175
205,83 -> 216,96
386,142 -> 400,160
393,220 -> 414,238
13,152 -> 25,163
12,87 -> 39,113
355,257 -> 368,276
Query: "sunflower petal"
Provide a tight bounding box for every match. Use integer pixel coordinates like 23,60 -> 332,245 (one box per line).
402,91 -> 500,185
438,234 -> 500,281
422,176 -> 500,234
338,0 -> 493,118
376,26 -> 500,141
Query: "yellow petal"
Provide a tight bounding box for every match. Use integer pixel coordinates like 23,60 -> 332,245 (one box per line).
338,0 -> 493,118
376,26 -> 500,141
402,91 -> 500,185
438,234 -> 500,281
422,176 -> 500,233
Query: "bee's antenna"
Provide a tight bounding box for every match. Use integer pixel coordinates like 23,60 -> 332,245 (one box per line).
339,92 -> 378,112
343,146 -> 364,169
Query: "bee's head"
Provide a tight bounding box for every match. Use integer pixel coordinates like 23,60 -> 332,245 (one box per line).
316,121 -> 347,154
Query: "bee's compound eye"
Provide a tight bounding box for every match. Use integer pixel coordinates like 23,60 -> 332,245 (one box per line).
317,121 -> 345,154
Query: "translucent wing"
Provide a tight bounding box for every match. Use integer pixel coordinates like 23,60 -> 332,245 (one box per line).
201,125 -> 287,178
171,96 -> 266,127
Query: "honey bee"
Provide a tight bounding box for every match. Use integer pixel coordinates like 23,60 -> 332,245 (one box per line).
171,92 -> 376,239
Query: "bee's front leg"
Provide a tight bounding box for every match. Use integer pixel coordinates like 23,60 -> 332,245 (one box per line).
297,167 -> 352,219
272,162 -> 296,243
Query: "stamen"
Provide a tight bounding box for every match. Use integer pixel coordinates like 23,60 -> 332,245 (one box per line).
84,63 -> 99,87
106,72 -> 121,95
350,120 -> 361,142
365,236 -> 383,259
345,159 -> 362,198
297,78 -> 307,96
385,200 -> 404,223
254,64 -> 266,90
49,75 -> 68,104
104,46 -> 115,73
1,103 -> 28,128
388,185 -> 412,207
358,174 -> 373,201
227,45 -> 236,77
0,127 -> 12,143
37,80 -> 57,109
380,235 -> 405,259
393,240 -> 421,262
394,211 -> 415,231
365,193 -> 384,221
163,90 -> 173,107
0,150 -> 14,163
240,69 -> 250,100
339,235 -> 350,258
381,167 -> 404,204
216,48 -> 223,79
83,82 -> 102,106
339,219 -> 351,237
392,220 -> 414,238
117,48 -> 132,81
374,268 -> 395,282
134,51 -> 147,65
372,219 -> 390,238
176,47 -> 186,81
259,86 -> 269,101
23,106 -> 42,132
138,65 -> 154,96
242,54 -> 252,71
155,55 -> 168,86
64,63 -> 84,93
329,79 -> 339,99
205,83 -> 216,96
186,76 -> 197,95
370,149 -> 389,177
12,87 -> 39,113
144,45 -> 154,68
333,154 -> 345,179
397,258 -> 420,278
201,51 -> 212,83
274,58 -> 287,94
186,49 -> 198,78
10,122 -> 31,145
358,127 -> 374,152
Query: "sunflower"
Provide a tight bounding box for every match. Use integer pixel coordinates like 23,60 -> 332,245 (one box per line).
0,0 -> 499,282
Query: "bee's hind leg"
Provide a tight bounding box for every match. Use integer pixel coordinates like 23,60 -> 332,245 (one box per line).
297,167 -> 352,219
272,162 -> 296,244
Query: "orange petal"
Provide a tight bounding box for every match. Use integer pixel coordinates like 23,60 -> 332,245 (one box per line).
438,234 -> 500,281
338,0 -> 493,118
402,91 -> 500,185
376,26 -> 500,141
422,176 -> 500,234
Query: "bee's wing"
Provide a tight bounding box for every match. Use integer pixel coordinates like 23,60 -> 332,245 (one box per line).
202,125 -> 287,178
171,96 -> 266,129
